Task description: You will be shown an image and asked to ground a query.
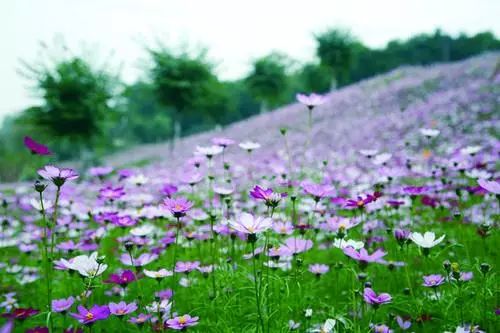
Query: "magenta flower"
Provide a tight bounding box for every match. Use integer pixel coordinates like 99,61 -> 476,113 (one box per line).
363,288 -> 392,306
163,197 -> 193,218
2,307 -> 39,320
249,185 -> 286,207
343,247 -> 387,267
422,274 -> 445,287
296,93 -> 326,109
26,327 -> 49,333
108,302 -> 137,316
24,136 -> 52,155
162,183 -> 178,197
69,305 -> 110,325
52,297 -> 74,313
38,165 -> 79,187
104,270 -> 136,287
166,314 -> 199,330
477,179 -> 500,195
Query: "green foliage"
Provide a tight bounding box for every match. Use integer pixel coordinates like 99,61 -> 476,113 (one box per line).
245,53 -> 289,111
294,63 -> 332,94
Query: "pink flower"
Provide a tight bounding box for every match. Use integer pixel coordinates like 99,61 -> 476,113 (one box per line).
163,197 -> 193,218
166,314 -> 199,330
24,136 -> 51,155
108,302 -> 137,316
477,179 -> 500,195
38,165 -> 79,187
229,213 -> 272,235
343,247 -> 386,266
308,264 -> 329,276
296,93 -> 326,109
69,305 -> 110,325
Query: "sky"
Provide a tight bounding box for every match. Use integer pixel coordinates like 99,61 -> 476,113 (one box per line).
1,0 -> 499,121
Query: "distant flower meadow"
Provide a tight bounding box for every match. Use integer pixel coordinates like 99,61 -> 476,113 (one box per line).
0,54 -> 499,332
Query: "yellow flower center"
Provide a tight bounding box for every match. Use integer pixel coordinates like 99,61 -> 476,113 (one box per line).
85,312 -> 94,320
178,316 -> 187,324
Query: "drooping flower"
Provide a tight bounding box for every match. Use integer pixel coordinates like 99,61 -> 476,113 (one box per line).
52,297 -> 75,313
24,136 -> 52,155
296,93 -> 326,109
363,288 -> 392,306
108,302 -> 137,316
409,231 -> 445,248
229,213 -> 272,235
38,165 -> 79,187
163,197 -> 193,218
249,185 -> 286,207
69,305 -> 110,325
166,314 -> 199,330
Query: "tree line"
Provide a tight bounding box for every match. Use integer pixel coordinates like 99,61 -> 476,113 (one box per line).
0,28 -> 498,181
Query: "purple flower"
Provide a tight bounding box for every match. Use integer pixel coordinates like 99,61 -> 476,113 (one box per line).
69,305 -> 110,325
422,274 -> 445,287
212,137 -> 235,148
108,302 -> 137,316
301,182 -> 335,201
249,185 -> 286,207
99,185 -> 125,201
162,183 -> 178,197
24,136 -> 51,155
163,197 -> 193,218
393,228 -> 411,245
26,327 -> 49,333
363,288 -> 392,306
296,93 -> 326,109
89,166 -> 113,178
370,324 -> 393,333
278,237 -> 313,256
38,165 -> 79,187
477,179 -> 500,195
166,314 -> 199,330
343,247 -> 387,266
52,297 -> 74,313
403,186 -> 430,196
396,316 -> 411,330
120,253 -> 158,267
129,313 -> 151,325
104,270 -> 136,286
175,261 -> 201,273
229,213 -> 272,235
308,264 -> 329,276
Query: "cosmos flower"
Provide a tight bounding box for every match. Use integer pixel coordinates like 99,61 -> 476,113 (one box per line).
163,197 -> 194,218
104,270 -> 136,287
229,213 -> 272,235
272,221 -> 294,235
212,137 -> 235,148
409,231 -> 445,248
343,247 -> 386,266
308,264 -> 329,276
52,297 -> 74,313
419,128 -> 440,138
239,141 -> 261,152
278,237 -> 313,256
143,269 -> 173,279
166,314 -> 199,330
301,182 -> 335,201
129,313 -> 152,325
89,166 -> 113,178
477,179 -> 500,195
363,288 -> 392,306
396,316 -> 411,330
175,261 -> 201,273
296,93 -> 326,109
60,252 -> 107,278
25,327 -> 49,333
98,185 -> 125,201
422,274 -> 445,287
249,185 -> 286,207
120,253 -> 158,267
69,305 -> 110,325
195,145 -> 224,158
24,136 -> 52,155
108,302 -> 137,316
38,165 -> 79,187
2,307 -> 39,320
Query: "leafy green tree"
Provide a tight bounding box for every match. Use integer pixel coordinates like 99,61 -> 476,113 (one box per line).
295,63 -> 332,93
18,56 -> 117,158
315,29 -> 358,87
244,53 -> 289,113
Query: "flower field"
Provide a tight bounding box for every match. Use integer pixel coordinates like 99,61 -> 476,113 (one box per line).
0,53 -> 499,333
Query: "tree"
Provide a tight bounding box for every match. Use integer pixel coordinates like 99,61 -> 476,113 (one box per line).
315,28 -> 358,87
18,56 -> 117,158
148,46 -> 221,140
295,63 -> 332,94
244,53 -> 289,113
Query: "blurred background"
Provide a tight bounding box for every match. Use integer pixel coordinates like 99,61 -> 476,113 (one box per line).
1,0 -> 499,181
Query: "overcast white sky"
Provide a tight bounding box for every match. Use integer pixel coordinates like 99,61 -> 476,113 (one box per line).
1,0 -> 499,121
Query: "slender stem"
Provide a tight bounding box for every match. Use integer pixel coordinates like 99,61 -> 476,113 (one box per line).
251,241 -> 265,333
39,191 -> 53,333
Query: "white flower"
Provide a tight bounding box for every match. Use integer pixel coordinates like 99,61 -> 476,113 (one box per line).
146,299 -> 172,314
127,174 -> 149,186
304,308 -> 313,317
143,269 -> 173,279
332,239 -> 364,250
130,224 -> 156,237
409,231 -> 445,248
239,141 -> 261,151
359,149 -> 378,158
195,145 -> 223,157
61,252 -> 107,277
419,128 -> 440,137
312,319 -> 336,333
30,198 -> 53,211
373,153 -> 392,165
460,145 -> 482,155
